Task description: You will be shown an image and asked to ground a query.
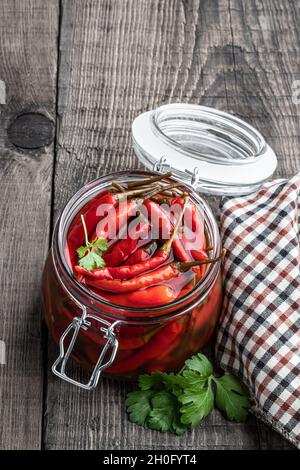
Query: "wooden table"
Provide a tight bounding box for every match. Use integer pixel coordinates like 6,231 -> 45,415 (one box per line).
0,0 -> 298,450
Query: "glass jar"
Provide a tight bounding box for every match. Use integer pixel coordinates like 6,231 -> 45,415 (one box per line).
42,170 -> 222,387
42,104 -> 277,389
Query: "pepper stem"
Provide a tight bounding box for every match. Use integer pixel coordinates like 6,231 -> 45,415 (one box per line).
139,183 -> 186,202
117,185 -> 160,200
81,214 -> 90,248
161,196 -> 189,254
112,181 -> 126,192
176,248 -> 226,271
126,172 -> 173,188
151,196 -> 172,204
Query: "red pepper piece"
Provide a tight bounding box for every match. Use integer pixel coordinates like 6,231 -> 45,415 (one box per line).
173,237 -> 193,262
143,198 -> 172,238
107,319 -> 185,373
191,248 -> 208,260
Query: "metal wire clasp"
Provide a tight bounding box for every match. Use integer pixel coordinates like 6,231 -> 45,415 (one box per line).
185,167 -> 201,190
52,307 -> 119,390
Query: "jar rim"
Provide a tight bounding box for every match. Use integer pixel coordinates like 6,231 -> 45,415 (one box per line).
53,170 -> 222,322
152,103 -> 266,165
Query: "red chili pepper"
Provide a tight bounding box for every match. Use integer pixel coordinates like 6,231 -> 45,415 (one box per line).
81,263 -> 179,292
103,219 -> 150,266
144,199 -> 191,261
143,198 -> 172,238
92,199 -> 137,240
173,237 -> 193,262
125,240 -> 158,265
66,191 -> 117,265
186,203 -> 206,251
75,198 -> 188,281
107,319 -> 185,373
169,198 -> 206,260
145,317 -> 189,372
190,249 -> 209,278
100,285 -> 177,308
88,183 -> 166,243
82,185 -> 155,242
81,253 -> 222,293
75,251 -> 167,280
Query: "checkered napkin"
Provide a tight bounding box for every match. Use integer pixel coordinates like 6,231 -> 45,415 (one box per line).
215,173 -> 300,448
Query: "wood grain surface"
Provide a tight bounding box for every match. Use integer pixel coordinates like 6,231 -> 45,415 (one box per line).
0,0 -> 299,450
0,0 -> 59,449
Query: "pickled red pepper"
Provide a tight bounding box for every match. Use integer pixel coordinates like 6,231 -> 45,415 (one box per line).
100,285 -> 177,308
143,199 -> 191,261
75,196 -> 189,281
68,187 -> 149,262
107,320 -> 185,374
103,218 -> 150,266
125,240 -> 157,265
72,175 -> 222,302
81,255 -> 223,293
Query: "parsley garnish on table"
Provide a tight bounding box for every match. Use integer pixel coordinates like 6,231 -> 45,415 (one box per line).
126,353 -> 251,435
76,214 -> 108,271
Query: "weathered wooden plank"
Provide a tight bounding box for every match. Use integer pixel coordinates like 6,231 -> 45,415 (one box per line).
44,0 -> 299,450
0,0 -> 59,449
222,0 -> 300,181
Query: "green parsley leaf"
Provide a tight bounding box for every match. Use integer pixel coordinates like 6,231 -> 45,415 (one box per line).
92,237 -> 109,252
76,245 -> 89,258
179,379 -> 214,427
126,390 -> 154,427
139,371 -> 202,396
76,214 -> 108,271
148,391 -> 189,435
181,370 -> 208,388
171,410 -> 190,436
78,250 -> 105,271
125,353 -> 251,435
184,353 -> 213,378
138,372 -> 168,391
213,373 -> 251,422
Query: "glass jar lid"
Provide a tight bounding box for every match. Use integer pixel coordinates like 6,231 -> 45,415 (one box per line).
132,103 -> 277,196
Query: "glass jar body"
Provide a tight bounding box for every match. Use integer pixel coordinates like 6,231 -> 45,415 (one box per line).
42,253 -> 222,380
42,170 -> 223,381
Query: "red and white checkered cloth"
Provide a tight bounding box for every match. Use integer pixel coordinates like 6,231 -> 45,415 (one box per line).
215,173 -> 300,448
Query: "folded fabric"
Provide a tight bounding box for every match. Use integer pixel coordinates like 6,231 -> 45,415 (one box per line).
215,173 -> 300,448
